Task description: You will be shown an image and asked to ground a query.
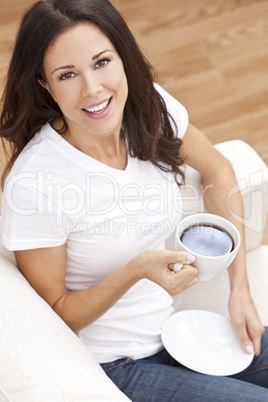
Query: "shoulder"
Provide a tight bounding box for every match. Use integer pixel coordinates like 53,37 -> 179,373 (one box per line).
3,123 -> 65,208
6,123 -> 63,179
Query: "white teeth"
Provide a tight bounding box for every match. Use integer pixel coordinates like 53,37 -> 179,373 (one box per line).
85,99 -> 110,113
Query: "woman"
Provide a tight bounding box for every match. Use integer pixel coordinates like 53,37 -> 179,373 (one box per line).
0,0 -> 267,400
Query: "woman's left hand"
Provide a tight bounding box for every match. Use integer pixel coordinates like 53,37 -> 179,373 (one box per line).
228,285 -> 265,356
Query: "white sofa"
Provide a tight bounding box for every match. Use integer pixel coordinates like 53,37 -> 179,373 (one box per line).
0,140 -> 267,401
171,140 -> 268,323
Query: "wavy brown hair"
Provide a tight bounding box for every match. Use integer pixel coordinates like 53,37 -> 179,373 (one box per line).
0,0 -> 184,188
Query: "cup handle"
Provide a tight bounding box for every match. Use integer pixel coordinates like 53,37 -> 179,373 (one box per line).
174,263 -> 183,272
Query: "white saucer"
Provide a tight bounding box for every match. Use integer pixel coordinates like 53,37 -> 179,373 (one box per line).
161,310 -> 254,376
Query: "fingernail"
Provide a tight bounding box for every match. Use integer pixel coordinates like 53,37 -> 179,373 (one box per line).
245,345 -> 253,354
187,254 -> 196,263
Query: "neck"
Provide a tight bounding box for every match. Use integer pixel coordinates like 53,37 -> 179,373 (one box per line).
54,120 -> 127,170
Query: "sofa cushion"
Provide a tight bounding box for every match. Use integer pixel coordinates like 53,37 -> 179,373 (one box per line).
0,253 -> 129,401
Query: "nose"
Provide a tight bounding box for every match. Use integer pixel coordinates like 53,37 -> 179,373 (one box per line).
81,72 -> 103,98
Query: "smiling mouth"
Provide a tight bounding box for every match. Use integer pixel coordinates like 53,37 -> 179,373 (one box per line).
82,97 -> 112,115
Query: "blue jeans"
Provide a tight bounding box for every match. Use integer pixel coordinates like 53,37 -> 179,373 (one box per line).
101,328 -> 268,401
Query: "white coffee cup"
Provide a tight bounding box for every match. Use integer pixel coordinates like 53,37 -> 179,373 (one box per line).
175,213 -> 241,281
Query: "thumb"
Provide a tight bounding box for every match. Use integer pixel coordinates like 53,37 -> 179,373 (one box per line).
238,328 -> 254,354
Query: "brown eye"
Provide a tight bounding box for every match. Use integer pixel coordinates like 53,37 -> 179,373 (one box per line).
59,72 -> 76,80
95,58 -> 110,69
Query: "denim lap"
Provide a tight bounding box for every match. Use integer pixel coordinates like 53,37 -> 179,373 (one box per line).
101,328 -> 268,401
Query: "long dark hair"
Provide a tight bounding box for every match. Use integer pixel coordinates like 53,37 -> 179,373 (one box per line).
0,0 -> 184,187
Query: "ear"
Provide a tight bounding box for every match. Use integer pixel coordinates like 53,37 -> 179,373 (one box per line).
38,78 -> 48,89
38,78 -> 57,103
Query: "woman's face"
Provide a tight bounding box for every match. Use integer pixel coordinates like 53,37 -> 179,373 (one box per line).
43,23 -> 128,140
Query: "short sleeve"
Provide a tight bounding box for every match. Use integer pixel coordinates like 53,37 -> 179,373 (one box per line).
1,173 -> 67,251
154,83 -> 189,139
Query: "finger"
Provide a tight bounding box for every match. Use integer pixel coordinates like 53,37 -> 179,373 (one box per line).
173,262 -> 198,273
249,327 -> 265,356
186,274 -> 200,287
174,264 -> 199,281
236,325 -> 254,355
181,264 -> 199,278
251,338 -> 261,356
168,252 -> 195,272
171,269 -> 199,294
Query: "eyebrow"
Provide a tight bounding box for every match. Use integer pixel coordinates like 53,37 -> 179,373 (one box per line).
92,49 -> 114,60
52,49 -> 114,74
52,65 -> 75,74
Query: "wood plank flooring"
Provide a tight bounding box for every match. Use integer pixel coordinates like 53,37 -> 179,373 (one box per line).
0,0 -> 267,242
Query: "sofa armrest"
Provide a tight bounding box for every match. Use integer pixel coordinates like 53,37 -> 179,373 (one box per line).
0,253 -> 129,401
172,141 -> 268,325
179,140 -> 268,252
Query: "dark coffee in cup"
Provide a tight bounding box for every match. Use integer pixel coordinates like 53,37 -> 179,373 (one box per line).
180,224 -> 234,257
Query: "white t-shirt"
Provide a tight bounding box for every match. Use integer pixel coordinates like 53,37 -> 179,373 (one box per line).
1,84 -> 189,363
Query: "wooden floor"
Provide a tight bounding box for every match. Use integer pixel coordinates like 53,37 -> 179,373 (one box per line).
0,0 -> 267,242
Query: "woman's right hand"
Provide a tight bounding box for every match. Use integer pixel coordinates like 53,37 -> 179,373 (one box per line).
129,249 -> 199,295
14,246 -> 198,332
